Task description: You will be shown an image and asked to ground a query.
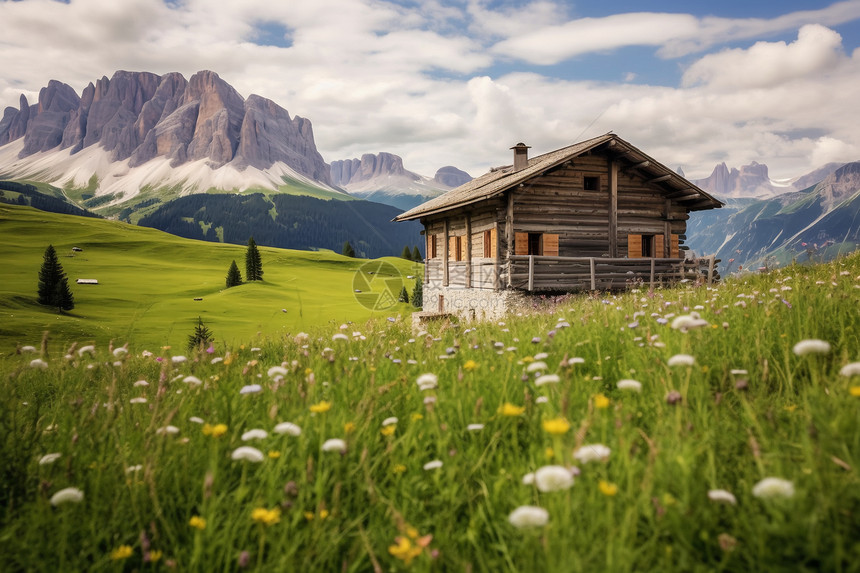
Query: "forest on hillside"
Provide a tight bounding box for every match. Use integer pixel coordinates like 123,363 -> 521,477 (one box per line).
138,193 -> 423,258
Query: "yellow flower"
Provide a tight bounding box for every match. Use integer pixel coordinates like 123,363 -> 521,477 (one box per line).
148,550 -> 163,562
344,422 -> 356,433
110,545 -> 133,560
267,450 -> 281,459
545,447 -> 554,460
594,394 -> 610,409
319,509 -> 330,520
498,402 -> 525,416
406,526 -> 420,539
304,511 -> 315,521
251,507 -> 281,526
542,417 -> 570,435
850,386 -> 860,397
522,356 -> 535,363
393,464 -> 407,474
598,480 -> 618,497
388,536 -> 423,566
304,367 -> 314,376
202,423 -> 228,437
463,360 -> 479,371
784,404 -> 798,412
310,400 -> 332,413
410,413 -> 424,421
189,515 -> 207,530
381,425 -> 396,436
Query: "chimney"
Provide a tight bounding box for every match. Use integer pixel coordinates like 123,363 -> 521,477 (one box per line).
511,142 -> 530,171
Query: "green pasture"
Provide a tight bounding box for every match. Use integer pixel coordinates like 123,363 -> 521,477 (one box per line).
0,204 -> 422,350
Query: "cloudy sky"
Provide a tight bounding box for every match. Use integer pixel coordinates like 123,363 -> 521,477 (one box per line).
2,0 -> 860,180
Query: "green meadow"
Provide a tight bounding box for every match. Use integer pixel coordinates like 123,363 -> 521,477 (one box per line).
0,204 -> 421,350
2,204 -> 860,571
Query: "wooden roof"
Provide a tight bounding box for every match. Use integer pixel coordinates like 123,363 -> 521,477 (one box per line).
394,133 -> 723,221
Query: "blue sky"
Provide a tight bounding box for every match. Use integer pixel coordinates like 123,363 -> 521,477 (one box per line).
2,0 -> 860,180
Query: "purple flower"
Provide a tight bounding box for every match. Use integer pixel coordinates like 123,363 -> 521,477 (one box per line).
781,299 -> 792,309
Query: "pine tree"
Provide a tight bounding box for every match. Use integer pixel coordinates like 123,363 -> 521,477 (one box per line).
37,245 -> 75,312
412,245 -> 421,262
401,245 -> 412,260
187,316 -> 214,351
245,237 -> 263,281
342,241 -> 356,258
225,260 -> 242,288
410,278 -> 423,308
398,286 -> 410,303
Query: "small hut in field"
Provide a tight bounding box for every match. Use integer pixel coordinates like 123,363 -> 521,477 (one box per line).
394,133 -> 723,320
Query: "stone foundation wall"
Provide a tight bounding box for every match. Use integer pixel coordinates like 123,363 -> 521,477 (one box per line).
422,284 -> 523,322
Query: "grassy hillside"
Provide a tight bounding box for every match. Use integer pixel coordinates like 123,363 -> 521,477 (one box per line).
1,248 -> 858,571
0,204 -> 422,350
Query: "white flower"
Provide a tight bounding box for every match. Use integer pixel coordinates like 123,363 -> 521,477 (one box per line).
156,425 -> 180,435
295,332 -> 309,343
535,352 -> 549,360
752,477 -> 795,499
708,489 -> 737,505
521,472 -> 535,485
423,460 -> 443,470
39,453 -> 62,465
322,438 -> 347,453
535,396 -> 549,404
231,446 -> 265,462
730,369 -> 748,376
508,506 -> 549,528
573,443 -> 611,464
133,380 -> 149,387
526,361 -> 548,372
534,465 -> 574,492
112,347 -> 128,357
273,422 -> 302,436
670,313 -> 709,331
467,423 -> 484,431
211,357 -> 224,364
416,373 -> 438,391
189,416 -> 205,424
332,333 -> 349,341
50,487 -> 84,506
267,366 -> 288,378
20,345 -> 37,353
239,384 -> 262,394
171,355 -> 187,364
30,358 -> 48,369
792,339 -> 831,356
125,465 -> 143,473
570,357 -> 585,365
616,379 -> 642,392
241,429 -> 268,441
840,362 -> 860,377
183,376 -> 202,385
78,345 -> 95,356
129,397 -> 147,404
535,374 -> 560,386
667,354 -> 695,367
382,417 -> 398,426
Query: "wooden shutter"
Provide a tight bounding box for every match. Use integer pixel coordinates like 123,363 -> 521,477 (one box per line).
490,228 -> 497,259
515,232 -> 528,255
543,234 -> 559,256
654,234 -> 665,258
670,234 -> 680,258
449,237 -> 457,260
460,236 -> 467,261
627,234 -> 642,258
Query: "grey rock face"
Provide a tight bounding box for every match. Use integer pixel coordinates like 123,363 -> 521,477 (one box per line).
433,165 -> 472,188
330,152 -> 418,185
2,70 -> 331,184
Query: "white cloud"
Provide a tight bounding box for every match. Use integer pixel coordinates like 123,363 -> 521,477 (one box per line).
682,25 -> 846,89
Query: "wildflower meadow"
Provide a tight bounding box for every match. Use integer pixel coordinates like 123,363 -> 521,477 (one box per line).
2,251 -> 860,571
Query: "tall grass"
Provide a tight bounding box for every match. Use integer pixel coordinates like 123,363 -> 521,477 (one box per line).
2,252 -> 860,571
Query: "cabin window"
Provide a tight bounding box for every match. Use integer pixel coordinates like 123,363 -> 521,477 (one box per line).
641,235 -> 655,258
628,233 -> 678,258
515,232 -> 559,256
583,176 -> 599,191
449,236 -> 464,261
482,229 -> 497,258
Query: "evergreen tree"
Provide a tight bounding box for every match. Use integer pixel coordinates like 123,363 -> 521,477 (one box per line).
410,278 -> 423,308
398,286 -> 410,303
187,316 -> 214,351
401,245 -> 412,260
245,237 -> 263,281
225,260 -> 242,288
342,241 -> 356,258
412,245 -> 421,262
37,245 -> 75,312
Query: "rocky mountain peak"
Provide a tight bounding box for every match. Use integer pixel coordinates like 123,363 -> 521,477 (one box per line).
330,152 -> 418,186
433,165 -> 471,188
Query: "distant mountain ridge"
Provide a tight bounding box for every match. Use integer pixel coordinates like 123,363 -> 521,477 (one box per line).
693,160 -> 845,199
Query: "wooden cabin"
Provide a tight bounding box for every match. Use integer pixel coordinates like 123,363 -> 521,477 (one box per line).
394,133 -> 723,320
